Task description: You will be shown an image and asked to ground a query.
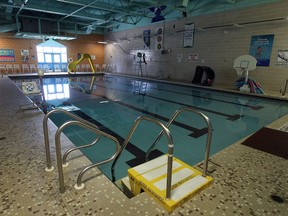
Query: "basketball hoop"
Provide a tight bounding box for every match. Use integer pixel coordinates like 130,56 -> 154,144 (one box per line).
233,55 -> 257,93
233,55 -> 257,83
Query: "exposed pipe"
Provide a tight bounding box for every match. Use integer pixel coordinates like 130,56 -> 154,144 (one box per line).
58,0 -> 105,21
57,0 -> 142,17
0,3 -> 104,22
15,0 -> 27,32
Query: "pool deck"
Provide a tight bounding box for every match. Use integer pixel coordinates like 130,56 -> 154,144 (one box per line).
0,75 -> 287,215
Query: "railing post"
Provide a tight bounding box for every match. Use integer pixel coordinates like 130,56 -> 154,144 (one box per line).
283,80 -> 288,96
280,79 -> 288,96
43,113 -> 54,172
55,124 -> 66,193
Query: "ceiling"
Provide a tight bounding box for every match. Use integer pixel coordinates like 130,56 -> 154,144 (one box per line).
0,0 -> 279,39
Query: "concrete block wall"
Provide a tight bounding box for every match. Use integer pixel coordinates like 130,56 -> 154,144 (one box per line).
104,0 -> 288,91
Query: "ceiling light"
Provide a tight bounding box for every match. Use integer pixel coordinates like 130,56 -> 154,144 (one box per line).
99,100 -> 109,103
15,32 -> 76,40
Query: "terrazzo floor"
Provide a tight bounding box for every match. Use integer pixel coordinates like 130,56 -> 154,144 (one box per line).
0,76 -> 287,216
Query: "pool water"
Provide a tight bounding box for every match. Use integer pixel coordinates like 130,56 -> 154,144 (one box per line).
13,75 -> 288,181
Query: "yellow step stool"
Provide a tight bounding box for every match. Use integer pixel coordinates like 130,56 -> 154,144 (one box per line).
127,155 -> 213,212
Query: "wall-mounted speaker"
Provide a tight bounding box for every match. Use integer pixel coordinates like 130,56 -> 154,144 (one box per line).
155,27 -> 163,50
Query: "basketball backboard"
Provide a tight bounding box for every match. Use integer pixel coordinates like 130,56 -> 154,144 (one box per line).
233,55 -> 257,71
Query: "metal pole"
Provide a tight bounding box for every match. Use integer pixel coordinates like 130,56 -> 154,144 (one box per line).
280,79 -> 288,96
55,122 -> 71,193
43,114 -> 54,171
202,116 -> 212,177
166,144 -> 173,199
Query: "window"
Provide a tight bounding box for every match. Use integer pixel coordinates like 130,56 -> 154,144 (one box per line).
43,47 -> 53,53
36,39 -> 68,71
37,53 -> 44,62
53,54 -> 61,63
61,54 -> 67,63
45,54 -> 52,63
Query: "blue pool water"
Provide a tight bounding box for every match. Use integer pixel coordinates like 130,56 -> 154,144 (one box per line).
13,75 -> 288,181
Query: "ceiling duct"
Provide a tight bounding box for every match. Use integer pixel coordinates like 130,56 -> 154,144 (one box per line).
176,0 -> 189,8
0,24 -> 19,33
176,0 -> 189,12
12,0 -> 28,5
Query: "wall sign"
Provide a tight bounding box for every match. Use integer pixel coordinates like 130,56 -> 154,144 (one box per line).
183,23 -> 195,48
143,30 -> 151,48
275,50 -> 288,67
188,53 -> 198,62
0,49 -> 15,62
21,49 -> 29,56
177,53 -> 183,63
21,49 -> 29,62
249,34 -> 274,67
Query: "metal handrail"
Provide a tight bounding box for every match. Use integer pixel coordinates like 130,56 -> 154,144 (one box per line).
62,136 -> 101,166
145,107 -> 212,177
280,79 -> 288,96
55,120 -> 121,193
43,108 -> 99,172
111,116 -> 174,199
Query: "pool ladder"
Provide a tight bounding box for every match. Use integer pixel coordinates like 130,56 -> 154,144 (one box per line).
43,107 -> 213,202
115,107 -> 213,212
111,107 -> 212,202
280,79 -> 288,96
43,109 -> 121,193
43,109 -> 173,194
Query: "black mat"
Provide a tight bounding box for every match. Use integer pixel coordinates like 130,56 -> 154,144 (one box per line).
242,127 -> 288,159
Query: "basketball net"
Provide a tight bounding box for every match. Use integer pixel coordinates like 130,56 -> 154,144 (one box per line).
234,67 -> 249,84
234,67 -> 246,76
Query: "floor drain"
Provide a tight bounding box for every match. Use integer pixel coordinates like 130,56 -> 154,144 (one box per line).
0,137 -> 6,141
270,195 -> 285,203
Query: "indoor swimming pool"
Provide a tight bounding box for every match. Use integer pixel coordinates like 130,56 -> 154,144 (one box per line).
12,74 -> 288,182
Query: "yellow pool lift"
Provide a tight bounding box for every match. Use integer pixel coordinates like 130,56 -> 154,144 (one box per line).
68,53 -> 96,73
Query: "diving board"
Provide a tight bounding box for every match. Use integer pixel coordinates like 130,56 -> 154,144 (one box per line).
126,155 -> 213,212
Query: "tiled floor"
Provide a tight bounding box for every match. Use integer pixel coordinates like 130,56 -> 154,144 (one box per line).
0,76 -> 287,216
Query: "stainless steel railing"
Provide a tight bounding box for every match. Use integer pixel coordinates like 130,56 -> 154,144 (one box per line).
62,137 -> 100,167
111,116 -> 174,199
55,120 -> 120,193
280,79 -> 288,96
145,107 -> 212,177
43,108 -> 99,172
